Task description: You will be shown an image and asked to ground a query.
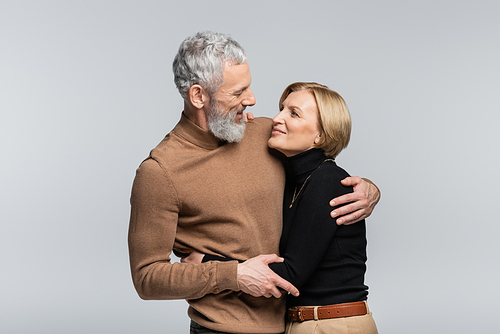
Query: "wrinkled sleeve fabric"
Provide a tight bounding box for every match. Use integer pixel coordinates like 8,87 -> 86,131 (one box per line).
128,158 -> 239,300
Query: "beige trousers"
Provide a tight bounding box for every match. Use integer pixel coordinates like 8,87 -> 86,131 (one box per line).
284,303 -> 378,334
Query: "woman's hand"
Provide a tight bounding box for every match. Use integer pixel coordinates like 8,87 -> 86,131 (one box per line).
329,177 -> 381,225
180,250 -> 205,264
243,111 -> 254,122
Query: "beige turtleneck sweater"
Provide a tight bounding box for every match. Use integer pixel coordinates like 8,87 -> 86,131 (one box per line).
128,113 -> 287,333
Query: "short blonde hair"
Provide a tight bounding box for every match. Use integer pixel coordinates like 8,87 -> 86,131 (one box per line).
279,82 -> 351,158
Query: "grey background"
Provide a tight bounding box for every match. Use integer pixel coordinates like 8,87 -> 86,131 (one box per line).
1,1 -> 499,333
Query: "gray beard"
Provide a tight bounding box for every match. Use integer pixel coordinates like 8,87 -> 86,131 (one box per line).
206,99 -> 246,143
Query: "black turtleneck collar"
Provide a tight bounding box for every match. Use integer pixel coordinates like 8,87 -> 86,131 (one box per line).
287,148 -> 331,183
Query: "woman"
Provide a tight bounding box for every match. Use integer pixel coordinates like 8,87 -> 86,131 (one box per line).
267,82 -> 377,333
189,82 -> 377,334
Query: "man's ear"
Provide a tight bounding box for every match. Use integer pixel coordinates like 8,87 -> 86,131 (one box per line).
188,84 -> 208,109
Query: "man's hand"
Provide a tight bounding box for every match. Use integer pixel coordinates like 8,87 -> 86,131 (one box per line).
330,177 -> 381,225
237,254 -> 299,298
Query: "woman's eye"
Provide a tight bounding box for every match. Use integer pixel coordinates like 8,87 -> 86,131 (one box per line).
291,110 -> 299,117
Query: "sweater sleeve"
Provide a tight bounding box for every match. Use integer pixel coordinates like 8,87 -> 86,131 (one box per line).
268,165 -> 349,288
128,158 -> 239,300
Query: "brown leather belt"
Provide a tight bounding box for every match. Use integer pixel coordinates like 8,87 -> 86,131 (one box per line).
288,301 -> 367,322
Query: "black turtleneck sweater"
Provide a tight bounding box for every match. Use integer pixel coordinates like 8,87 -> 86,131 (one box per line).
268,148 -> 368,307
204,148 -> 368,307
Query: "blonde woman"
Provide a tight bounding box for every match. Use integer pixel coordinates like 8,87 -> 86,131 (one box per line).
265,82 -> 377,333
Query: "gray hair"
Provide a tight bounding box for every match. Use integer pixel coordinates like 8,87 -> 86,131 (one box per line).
173,31 -> 247,100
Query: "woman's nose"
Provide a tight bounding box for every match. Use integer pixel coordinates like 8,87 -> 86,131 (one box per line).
272,111 -> 285,124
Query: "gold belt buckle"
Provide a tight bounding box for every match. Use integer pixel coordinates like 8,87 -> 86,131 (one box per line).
297,307 -> 305,322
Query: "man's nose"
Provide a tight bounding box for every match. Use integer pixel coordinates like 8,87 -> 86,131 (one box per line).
242,88 -> 256,106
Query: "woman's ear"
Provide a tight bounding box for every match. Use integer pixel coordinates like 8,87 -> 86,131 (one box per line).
314,133 -> 321,144
188,84 -> 207,109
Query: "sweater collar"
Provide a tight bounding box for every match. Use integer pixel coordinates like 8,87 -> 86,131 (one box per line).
287,148 -> 329,179
173,112 -> 225,150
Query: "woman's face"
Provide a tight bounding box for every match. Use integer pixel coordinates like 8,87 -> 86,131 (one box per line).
268,90 -> 321,157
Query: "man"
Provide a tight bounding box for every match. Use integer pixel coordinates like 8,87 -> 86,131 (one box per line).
128,31 -> 380,334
